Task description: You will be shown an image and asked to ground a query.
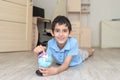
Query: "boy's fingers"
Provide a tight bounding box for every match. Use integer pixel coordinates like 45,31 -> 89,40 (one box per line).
39,67 -> 47,73
42,46 -> 46,53
33,45 -> 47,57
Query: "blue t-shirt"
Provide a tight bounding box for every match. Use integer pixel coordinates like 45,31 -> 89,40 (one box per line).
46,37 -> 82,66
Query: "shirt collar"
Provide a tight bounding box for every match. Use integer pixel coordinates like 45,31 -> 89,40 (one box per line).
51,38 -> 70,52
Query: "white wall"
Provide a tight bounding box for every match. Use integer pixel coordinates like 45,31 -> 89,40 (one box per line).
33,0 -> 120,47
33,0 -> 66,21
33,0 -> 57,19
90,0 -> 120,47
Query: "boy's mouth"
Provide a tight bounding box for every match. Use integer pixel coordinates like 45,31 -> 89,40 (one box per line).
57,37 -> 65,40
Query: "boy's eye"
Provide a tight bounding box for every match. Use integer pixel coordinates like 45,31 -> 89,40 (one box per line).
63,29 -> 68,32
54,29 -> 68,33
55,29 -> 60,32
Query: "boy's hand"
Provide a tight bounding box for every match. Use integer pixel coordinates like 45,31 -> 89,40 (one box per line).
33,45 -> 46,56
39,67 -> 58,76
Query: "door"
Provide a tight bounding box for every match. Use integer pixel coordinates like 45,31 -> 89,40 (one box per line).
0,0 -> 33,52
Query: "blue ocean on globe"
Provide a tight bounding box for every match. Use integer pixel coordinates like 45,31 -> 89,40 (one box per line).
38,52 -> 53,68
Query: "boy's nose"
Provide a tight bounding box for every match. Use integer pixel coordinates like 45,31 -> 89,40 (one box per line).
59,31 -> 63,36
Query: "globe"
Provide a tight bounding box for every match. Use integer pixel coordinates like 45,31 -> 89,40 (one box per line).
38,52 -> 53,68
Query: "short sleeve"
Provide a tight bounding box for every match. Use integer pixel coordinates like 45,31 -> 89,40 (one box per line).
67,40 -> 79,56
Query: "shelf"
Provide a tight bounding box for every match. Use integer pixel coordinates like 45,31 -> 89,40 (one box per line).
36,17 -> 51,23
81,11 -> 90,14
67,0 -> 91,48
67,0 -> 80,12
81,3 -> 90,6
81,2 -> 90,14
67,11 -> 80,13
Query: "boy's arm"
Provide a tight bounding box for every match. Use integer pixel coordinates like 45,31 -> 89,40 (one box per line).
39,55 -> 73,76
57,55 -> 72,73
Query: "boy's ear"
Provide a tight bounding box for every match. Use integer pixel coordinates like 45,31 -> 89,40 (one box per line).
50,30 -> 54,36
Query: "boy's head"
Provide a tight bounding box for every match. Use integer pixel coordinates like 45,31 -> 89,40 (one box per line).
52,15 -> 72,33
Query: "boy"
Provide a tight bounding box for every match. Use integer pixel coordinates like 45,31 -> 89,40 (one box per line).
34,15 -> 94,76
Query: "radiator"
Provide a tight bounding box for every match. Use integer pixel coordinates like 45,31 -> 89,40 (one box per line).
101,20 -> 120,48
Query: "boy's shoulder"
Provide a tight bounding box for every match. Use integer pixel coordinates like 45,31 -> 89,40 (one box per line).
47,38 -> 55,45
67,37 -> 78,49
68,37 -> 78,43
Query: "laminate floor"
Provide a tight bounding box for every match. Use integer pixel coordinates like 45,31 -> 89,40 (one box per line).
0,48 -> 120,80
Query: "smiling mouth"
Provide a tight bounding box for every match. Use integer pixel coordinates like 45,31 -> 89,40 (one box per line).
58,37 -> 65,40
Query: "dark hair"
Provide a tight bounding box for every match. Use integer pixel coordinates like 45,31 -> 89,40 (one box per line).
52,15 -> 72,33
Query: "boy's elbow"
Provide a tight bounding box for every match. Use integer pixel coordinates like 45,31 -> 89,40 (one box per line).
62,60 -> 71,70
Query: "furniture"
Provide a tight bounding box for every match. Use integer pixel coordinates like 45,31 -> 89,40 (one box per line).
33,6 -> 44,18
81,1 -> 90,14
80,0 -> 91,48
32,17 -> 38,50
67,0 -> 81,47
80,27 -> 91,48
32,17 -> 52,49
101,20 -> 120,48
0,0 -> 33,52
67,0 -> 91,48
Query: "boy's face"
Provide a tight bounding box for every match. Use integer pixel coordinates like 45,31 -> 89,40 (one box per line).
52,23 -> 71,47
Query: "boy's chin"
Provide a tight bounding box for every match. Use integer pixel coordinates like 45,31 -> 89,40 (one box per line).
56,39 -> 67,45
58,41 -> 66,45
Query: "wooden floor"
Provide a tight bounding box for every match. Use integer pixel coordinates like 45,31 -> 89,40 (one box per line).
0,48 -> 120,80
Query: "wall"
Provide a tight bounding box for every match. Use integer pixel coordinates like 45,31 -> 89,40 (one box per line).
90,0 -> 120,47
33,0 -> 57,19
33,0 -> 120,47
33,0 -> 66,21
